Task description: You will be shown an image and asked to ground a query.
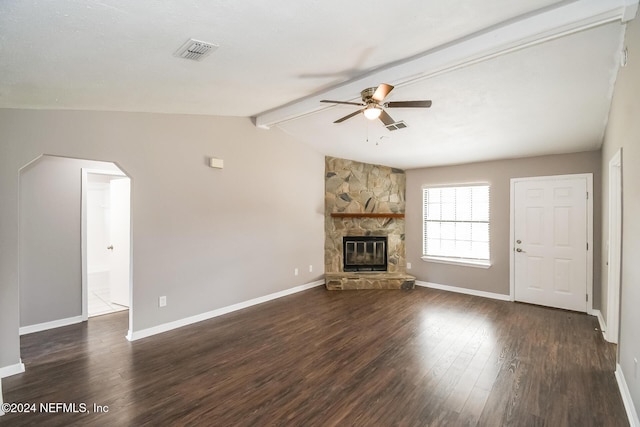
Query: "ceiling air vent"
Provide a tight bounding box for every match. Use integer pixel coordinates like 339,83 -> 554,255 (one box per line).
385,121 -> 408,131
174,39 -> 218,62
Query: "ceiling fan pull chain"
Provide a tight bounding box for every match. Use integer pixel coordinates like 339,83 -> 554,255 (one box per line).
366,120 -> 369,144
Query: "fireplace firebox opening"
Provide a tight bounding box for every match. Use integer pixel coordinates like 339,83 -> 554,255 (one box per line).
343,236 -> 388,272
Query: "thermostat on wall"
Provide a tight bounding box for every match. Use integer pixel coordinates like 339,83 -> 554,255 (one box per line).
209,158 -> 224,169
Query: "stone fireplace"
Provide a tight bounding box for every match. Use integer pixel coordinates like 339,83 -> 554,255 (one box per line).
324,157 -> 415,290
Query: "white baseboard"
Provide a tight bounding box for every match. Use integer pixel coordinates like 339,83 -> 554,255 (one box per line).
590,309 -> 608,340
415,281 -> 511,301
0,360 -> 25,379
592,309 -> 606,331
19,315 -> 84,336
0,359 -> 25,416
127,280 -> 325,341
616,364 -> 640,427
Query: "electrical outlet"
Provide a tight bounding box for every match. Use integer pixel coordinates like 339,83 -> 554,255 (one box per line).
309,264 -> 313,273
294,268 -> 299,276
159,296 -> 167,308
407,262 -> 412,270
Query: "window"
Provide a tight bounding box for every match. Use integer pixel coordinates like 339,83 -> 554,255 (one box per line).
422,184 -> 490,267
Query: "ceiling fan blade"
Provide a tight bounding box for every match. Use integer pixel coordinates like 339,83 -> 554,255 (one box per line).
321,100 -> 365,106
378,109 -> 395,126
385,100 -> 432,108
334,109 -> 364,123
372,84 -> 394,102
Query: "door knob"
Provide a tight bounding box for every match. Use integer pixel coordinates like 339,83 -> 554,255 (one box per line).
107,245 -> 114,250
516,240 -> 522,244
516,248 -> 525,252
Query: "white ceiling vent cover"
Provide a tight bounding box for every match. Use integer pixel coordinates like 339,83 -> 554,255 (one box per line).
385,121 -> 408,131
174,39 -> 218,61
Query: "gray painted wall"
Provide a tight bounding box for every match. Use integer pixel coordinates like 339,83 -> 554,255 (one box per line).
0,109 -> 325,371
601,17 -> 640,418
405,151 -> 601,301
19,156 -> 120,327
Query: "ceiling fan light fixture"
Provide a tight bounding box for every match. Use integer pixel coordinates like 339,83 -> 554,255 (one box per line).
363,105 -> 382,120
321,83 -> 431,125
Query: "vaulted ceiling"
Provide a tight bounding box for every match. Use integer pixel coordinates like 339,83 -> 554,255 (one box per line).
1,0 -> 637,169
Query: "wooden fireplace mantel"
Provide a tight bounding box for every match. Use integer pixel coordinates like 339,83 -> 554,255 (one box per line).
330,212 -> 405,219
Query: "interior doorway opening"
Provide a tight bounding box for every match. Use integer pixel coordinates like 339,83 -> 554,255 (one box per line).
83,170 -> 131,317
18,155 -> 133,338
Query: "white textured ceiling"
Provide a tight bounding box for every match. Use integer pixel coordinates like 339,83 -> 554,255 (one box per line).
277,22 -> 624,169
0,0 -> 635,168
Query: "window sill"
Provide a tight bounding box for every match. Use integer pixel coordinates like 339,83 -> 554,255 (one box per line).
421,256 -> 491,269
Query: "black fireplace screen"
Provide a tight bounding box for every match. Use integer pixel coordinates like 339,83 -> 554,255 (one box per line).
343,236 -> 387,272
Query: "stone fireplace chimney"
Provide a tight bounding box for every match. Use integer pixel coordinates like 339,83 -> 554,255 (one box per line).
324,157 -> 415,290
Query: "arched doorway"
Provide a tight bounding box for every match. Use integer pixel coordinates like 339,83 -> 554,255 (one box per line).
19,155 -> 133,337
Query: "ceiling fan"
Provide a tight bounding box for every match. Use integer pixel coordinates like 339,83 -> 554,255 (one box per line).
320,83 -> 432,128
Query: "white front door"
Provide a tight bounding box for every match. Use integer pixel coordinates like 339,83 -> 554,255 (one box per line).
109,177 -> 131,307
513,175 -> 589,312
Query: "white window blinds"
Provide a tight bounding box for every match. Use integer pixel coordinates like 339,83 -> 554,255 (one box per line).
422,185 -> 490,261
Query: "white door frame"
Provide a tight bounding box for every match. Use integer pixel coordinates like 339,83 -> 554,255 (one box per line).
509,173 -> 594,313
81,168 -> 129,321
606,149 -> 622,343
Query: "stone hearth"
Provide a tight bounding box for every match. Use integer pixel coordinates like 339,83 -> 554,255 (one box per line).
325,272 -> 415,290
324,157 -> 415,290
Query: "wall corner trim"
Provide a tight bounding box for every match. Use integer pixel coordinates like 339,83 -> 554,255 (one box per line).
616,364 -> 640,427
126,279 -> 326,341
19,315 -> 84,336
415,281 -> 511,301
0,360 -> 26,379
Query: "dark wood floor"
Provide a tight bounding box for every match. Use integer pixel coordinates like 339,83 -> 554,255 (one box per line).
1,287 -> 628,426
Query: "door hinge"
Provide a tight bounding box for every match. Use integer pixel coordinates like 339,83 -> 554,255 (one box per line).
586,192 -> 589,199
586,294 -> 589,302
587,242 -> 589,250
